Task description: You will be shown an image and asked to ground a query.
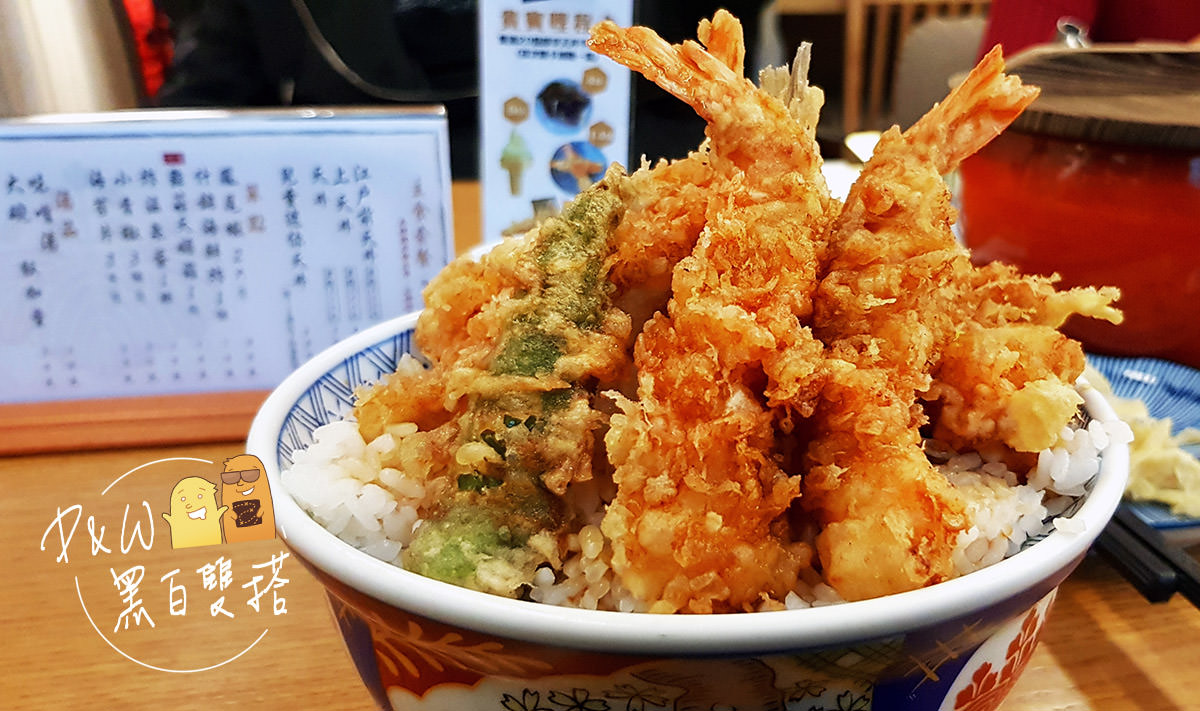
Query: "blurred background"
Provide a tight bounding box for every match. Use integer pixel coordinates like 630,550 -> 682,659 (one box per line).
0,0 -> 1009,167
2,0 -> 1197,367
4,1 -> 1198,166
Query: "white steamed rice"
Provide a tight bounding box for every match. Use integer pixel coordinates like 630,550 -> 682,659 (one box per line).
282,378 -> 1133,612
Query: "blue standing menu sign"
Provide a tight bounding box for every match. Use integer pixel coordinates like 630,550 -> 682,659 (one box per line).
479,0 -> 634,244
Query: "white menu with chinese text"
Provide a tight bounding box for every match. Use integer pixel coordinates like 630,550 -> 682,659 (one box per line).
479,0 -> 633,244
0,109 -> 452,404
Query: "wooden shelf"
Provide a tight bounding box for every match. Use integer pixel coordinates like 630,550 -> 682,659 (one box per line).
0,389 -> 269,455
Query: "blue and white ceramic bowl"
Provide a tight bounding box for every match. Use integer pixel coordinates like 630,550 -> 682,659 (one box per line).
247,312 -> 1130,711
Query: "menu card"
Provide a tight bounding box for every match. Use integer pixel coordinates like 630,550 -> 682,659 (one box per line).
479,0 -> 633,244
0,108 -> 453,406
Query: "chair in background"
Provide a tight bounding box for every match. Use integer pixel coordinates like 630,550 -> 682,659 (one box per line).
889,13 -> 989,129
842,0 -> 990,136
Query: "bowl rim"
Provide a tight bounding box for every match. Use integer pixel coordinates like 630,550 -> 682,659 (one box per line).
246,311 -> 1130,656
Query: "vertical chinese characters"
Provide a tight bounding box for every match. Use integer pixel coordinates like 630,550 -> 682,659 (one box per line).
1,120 -> 451,405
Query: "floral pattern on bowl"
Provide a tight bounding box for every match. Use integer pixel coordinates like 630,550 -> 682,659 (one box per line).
301,557 -> 1071,711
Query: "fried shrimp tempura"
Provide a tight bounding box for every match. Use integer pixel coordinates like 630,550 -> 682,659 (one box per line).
815,48 -> 1040,387
806,362 -> 970,600
603,11 -> 751,320
604,14 -> 806,349
591,12 -> 833,612
803,48 -> 1038,601
349,12 -> 1124,612
606,150 -> 722,350
590,12 -> 825,190
804,48 -> 1120,601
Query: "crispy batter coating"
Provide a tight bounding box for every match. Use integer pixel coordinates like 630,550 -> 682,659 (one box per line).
592,12 -> 832,612
604,316 -> 810,612
927,261 -> 1122,455
348,17 -> 1124,610
353,173 -> 635,595
803,48 -> 1118,600
801,48 -> 1034,600
805,362 -> 969,600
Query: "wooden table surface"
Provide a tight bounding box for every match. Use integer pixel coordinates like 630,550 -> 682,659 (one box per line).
3,439 -> 1199,710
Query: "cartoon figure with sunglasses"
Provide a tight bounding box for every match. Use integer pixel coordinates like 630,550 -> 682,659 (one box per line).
218,454 -> 276,544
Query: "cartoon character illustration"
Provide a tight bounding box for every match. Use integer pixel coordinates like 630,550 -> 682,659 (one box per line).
219,454 -> 276,543
162,476 -> 227,549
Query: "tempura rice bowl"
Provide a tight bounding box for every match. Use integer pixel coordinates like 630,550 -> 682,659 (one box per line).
246,312 -> 1129,711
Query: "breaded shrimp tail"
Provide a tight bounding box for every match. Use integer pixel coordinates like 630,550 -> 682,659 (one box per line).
696,10 -> 745,76
590,10 -> 827,187
906,45 -> 1039,174
600,11 -> 749,352
818,44 -> 1041,382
